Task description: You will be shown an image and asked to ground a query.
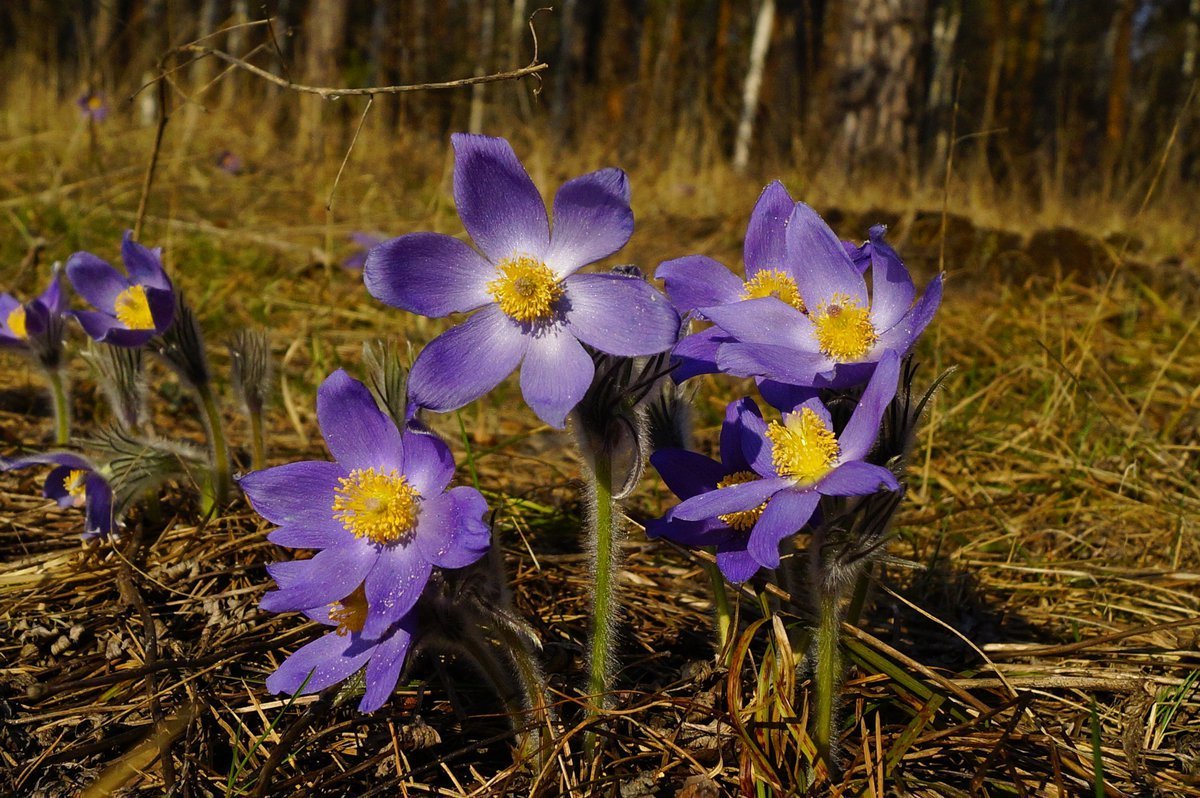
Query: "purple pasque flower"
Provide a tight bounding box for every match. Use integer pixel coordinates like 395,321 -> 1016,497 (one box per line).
364,133 -> 680,429
76,90 -> 108,122
699,203 -> 942,389
66,231 -> 176,347
263,580 -> 417,713
0,272 -> 67,353
667,351 -> 903,570
238,369 -> 490,641
215,150 -> 244,175
342,232 -> 384,272
1,452 -> 115,540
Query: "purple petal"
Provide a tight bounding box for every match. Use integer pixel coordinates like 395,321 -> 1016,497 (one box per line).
786,203 -> 868,307
670,326 -> 729,382
743,181 -> 794,278
874,273 -> 943,353
121,233 -> 171,290
66,253 -> 129,313
72,311 -> 155,347
699,297 -> 812,347
716,545 -> 762,584
719,397 -> 762,474
83,475 -> 114,538
817,461 -> 899,496
399,426 -> 455,497
735,402 -> 776,478
266,630 -> 375,696
673,476 -> 791,522
260,543 -> 377,613
238,460 -> 346,530
716,341 -> 831,385
544,168 -> 633,277
145,285 -> 175,333
844,239 -> 871,273
757,379 -> 819,413
36,275 -> 67,316
2,451 -> 94,472
565,272 -> 680,357
414,486 -> 491,569
43,465 -> 76,507
748,489 -> 819,568
866,227 -> 915,331
407,304 -> 528,413
650,449 -> 726,500
655,255 -> 744,314
647,515 -> 731,546
452,133 -> 549,263
360,616 -> 417,712
520,323 -> 594,428
318,369 -> 404,472
838,349 -> 901,461
361,547 -> 432,639
363,233 -> 493,317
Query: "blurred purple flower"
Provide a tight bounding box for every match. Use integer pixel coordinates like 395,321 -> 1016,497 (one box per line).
364,133 -> 680,428
699,205 -> 942,389
663,351 -> 902,572
76,91 -> 108,122
263,581 -> 417,713
342,233 -> 384,272
238,369 -> 490,641
215,150 -> 243,175
0,272 -> 67,354
1,452 -> 115,540
66,231 -> 176,347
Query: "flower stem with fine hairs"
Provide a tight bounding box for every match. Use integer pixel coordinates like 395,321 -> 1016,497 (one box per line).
585,450 -> 620,751
813,589 -> 843,767
47,369 -> 70,445
702,553 -> 732,665
249,410 -> 266,471
196,383 -> 231,506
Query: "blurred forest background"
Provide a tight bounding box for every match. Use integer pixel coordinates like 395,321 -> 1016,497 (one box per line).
2,0 -> 1199,217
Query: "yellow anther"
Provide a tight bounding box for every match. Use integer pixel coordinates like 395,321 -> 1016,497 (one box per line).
87,96 -> 104,111
765,407 -> 840,485
329,584 -> 369,636
742,269 -> 806,312
487,256 -> 563,323
63,469 -> 89,507
331,467 -> 421,545
812,293 -> 876,361
716,470 -> 768,532
6,306 -> 27,339
113,285 -> 156,331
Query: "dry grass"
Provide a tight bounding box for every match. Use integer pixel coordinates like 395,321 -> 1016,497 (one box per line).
1,88 -> 1199,796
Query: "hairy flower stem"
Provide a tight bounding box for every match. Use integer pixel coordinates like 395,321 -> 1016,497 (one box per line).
494,623 -> 556,767
46,369 -> 69,445
585,451 -> 620,754
249,410 -> 266,471
196,383 -> 231,507
813,590 -> 843,769
702,554 -> 732,665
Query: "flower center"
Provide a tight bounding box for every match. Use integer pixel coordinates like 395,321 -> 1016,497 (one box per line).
331,467 -> 421,545
87,96 -> 104,111
742,269 -> 806,312
487,256 -> 563,323
63,469 -> 89,507
6,306 -> 27,339
765,407 -> 840,485
329,584 -> 369,636
113,285 -> 156,330
716,470 -> 768,532
812,293 -> 876,361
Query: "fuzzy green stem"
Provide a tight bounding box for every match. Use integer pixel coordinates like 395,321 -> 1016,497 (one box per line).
703,553 -> 732,665
845,566 -> 873,628
585,452 -> 618,754
493,623 -> 555,767
249,410 -> 266,472
813,592 -> 843,768
197,383 -> 231,506
47,369 -> 70,445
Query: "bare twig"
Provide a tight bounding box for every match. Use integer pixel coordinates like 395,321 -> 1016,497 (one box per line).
326,95 -> 374,213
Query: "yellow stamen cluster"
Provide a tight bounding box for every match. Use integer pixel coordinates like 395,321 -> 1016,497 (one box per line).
742,269 -> 806,312
6,306 -> 28,339
765,408 -> 840,485
329,584 -> 369,636
63,469 -> 89,506
812,293 -> 876,361
113,285 -> 156,330
331,467 -> 421,545
487,256 -> 563,323
716,470 -> 769,532
87,96 -> 104,111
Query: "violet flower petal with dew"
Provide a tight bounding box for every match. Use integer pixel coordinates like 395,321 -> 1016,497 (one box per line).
67,231 -> 176,347
364,133 -> 679,428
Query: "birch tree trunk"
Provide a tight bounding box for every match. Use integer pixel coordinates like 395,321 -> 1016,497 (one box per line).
733,0 -> 776,173
927,0 -> 962,170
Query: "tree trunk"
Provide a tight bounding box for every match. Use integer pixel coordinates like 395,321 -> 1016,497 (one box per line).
298,0 -> 350,155
469,0 -> 497,133
1103,0 -> 1133,197
927,0 -> 961,170
733,0 -> 776,172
